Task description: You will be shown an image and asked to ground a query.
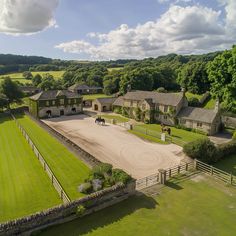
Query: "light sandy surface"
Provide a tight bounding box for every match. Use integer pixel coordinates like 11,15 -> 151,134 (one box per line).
43,115 -> 184,179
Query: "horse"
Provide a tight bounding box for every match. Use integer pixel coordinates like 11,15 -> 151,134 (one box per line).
95,117 -> 106,125
161,124 -> 171,135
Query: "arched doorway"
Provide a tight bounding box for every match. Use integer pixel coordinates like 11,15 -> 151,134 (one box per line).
72,107 -> 76,113
94,104 -> 98,111
102,106 -> 107,112
60,110 -> 64,116
46,110 -> 52,118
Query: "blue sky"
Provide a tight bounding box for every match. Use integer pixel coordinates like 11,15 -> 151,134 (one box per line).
0,0 -> 235,60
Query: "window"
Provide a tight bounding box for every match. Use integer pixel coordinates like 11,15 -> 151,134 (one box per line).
46,101 -> 49,106
164,115 -> 168,120
197,122 -> 202,127
60,99 -> 64,105
68,99 -> 71,104
52,100 -> 55,106
74,98 -> 77,103
164,105 -> 168,112
130,101 -> 133,106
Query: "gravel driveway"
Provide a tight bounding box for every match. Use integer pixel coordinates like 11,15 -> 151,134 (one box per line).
43,114 -> 184,179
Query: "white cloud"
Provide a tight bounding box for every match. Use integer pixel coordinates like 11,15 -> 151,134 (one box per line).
0,0 -> 59,35
55,2 -> 236,60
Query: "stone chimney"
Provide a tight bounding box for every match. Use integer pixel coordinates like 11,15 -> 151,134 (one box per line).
181,87 -> 186,97
214,98 -> 220,113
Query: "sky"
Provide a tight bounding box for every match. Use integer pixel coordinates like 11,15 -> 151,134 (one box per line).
0,0 -> 235,60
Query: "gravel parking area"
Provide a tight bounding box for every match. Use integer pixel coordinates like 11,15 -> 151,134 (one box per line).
43,115 -> 185,179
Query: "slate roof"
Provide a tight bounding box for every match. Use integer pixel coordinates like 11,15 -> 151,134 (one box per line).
20,86 -> 40,93
123,90 -> 183,106
69,84 -> 102,91
177,107 -> 218,124
30,90 -> 80,100
113,96 -> 124,106
95,97 -> 116,104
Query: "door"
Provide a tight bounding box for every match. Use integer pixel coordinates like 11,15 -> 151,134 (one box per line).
60,110 -> 64,116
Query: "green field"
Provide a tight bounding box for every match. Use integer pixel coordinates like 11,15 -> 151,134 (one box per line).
0,115 -> 61,223
83,94 -> 111,100
107,67 -> 123,72
133,124 -> 205,146
185,92 -> 203,100
39,175 -> 236,236
203,98 -> 216,109
0,71 -> 65,84
15,114 -> 90,199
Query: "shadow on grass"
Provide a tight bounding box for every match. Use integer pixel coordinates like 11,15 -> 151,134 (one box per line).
37,194 -> 157,236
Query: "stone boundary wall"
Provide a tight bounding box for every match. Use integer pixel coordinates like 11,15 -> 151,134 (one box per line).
25,112 -> 101,167
222,116 -> 236,128
0,182 -> 136,236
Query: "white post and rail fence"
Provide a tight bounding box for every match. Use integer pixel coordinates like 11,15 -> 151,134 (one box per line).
136,159 -> 236,190
11,114 -> 71,204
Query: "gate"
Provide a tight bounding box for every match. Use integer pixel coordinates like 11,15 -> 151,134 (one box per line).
136,173 -> 160,190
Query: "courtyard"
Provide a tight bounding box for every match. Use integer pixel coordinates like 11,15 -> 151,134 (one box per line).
43,114 -> 185,179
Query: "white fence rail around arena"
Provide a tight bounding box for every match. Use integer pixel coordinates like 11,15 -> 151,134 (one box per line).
11,114 -> 71,204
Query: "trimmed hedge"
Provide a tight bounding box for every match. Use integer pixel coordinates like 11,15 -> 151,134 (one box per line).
184,138 -> 236,164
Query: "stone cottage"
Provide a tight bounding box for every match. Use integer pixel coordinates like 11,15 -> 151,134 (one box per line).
92,97 -> 116,112
29,90 -> 83,118
112,90 -> 221,135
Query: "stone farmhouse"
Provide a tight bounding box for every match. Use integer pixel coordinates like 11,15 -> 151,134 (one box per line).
92,97 -> 117,112
29,90 -> 83,118
112,90 -> 221,135
68,84 -> 103,95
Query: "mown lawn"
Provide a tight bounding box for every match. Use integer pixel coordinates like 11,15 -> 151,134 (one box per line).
83,94 -> 111,100
39,175 -> 236,236
128,130 -> 167,144
0,115 -> 61,223
100,114 -> 129,123
0,71 -> 65,84
203,98 -> 216,109
185,92 -> 203,100
135,124 -> 205,146
214,155 -> 236,175
15,114 -> 90,200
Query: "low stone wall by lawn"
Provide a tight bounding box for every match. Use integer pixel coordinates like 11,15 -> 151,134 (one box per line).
0,182 -> 135,236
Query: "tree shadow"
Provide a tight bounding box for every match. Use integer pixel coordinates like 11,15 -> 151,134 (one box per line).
37,194 -> 157,236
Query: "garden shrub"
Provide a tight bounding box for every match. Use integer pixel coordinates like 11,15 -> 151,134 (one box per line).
233,130 -> 236,140
188,97 -> 200,107
112,168 -> 132,184
78,182 -> 93,194
92,163 -> 113,179
183,138 -> 218,164
217,140 -> 236,158
76,205 -> 86,216
113,107 -> 122,114
92,179 -> 103,191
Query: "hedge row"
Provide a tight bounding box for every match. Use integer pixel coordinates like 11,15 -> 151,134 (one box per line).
183,137 -> 236,164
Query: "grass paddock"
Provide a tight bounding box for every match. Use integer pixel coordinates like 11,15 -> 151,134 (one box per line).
0,115 -> 61,223
39,174 -> 236,236
15,114 -> 90,199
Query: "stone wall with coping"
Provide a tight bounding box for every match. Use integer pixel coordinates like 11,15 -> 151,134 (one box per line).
0,182 -> 136,236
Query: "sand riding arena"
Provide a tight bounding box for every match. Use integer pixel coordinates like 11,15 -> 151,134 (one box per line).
43,114 -> 185,179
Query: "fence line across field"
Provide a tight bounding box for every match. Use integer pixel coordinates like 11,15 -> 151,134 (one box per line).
195,159 -> 236,186
11,114 -> 71,204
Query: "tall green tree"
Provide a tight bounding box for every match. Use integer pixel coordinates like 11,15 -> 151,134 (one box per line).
0,77 -> 23,106
177,61 -> 210,94
207,46 -> 236,112
0,93 -> 8,111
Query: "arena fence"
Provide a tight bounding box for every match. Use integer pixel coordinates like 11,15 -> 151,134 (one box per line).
11,114 -> 71,204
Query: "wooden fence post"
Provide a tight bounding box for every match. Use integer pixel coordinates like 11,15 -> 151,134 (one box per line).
178,166 -> 181,174
185,163 -> 188,171
159,169 -> 167,185
230,174 -> 233,185
193,159 -> 197,170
